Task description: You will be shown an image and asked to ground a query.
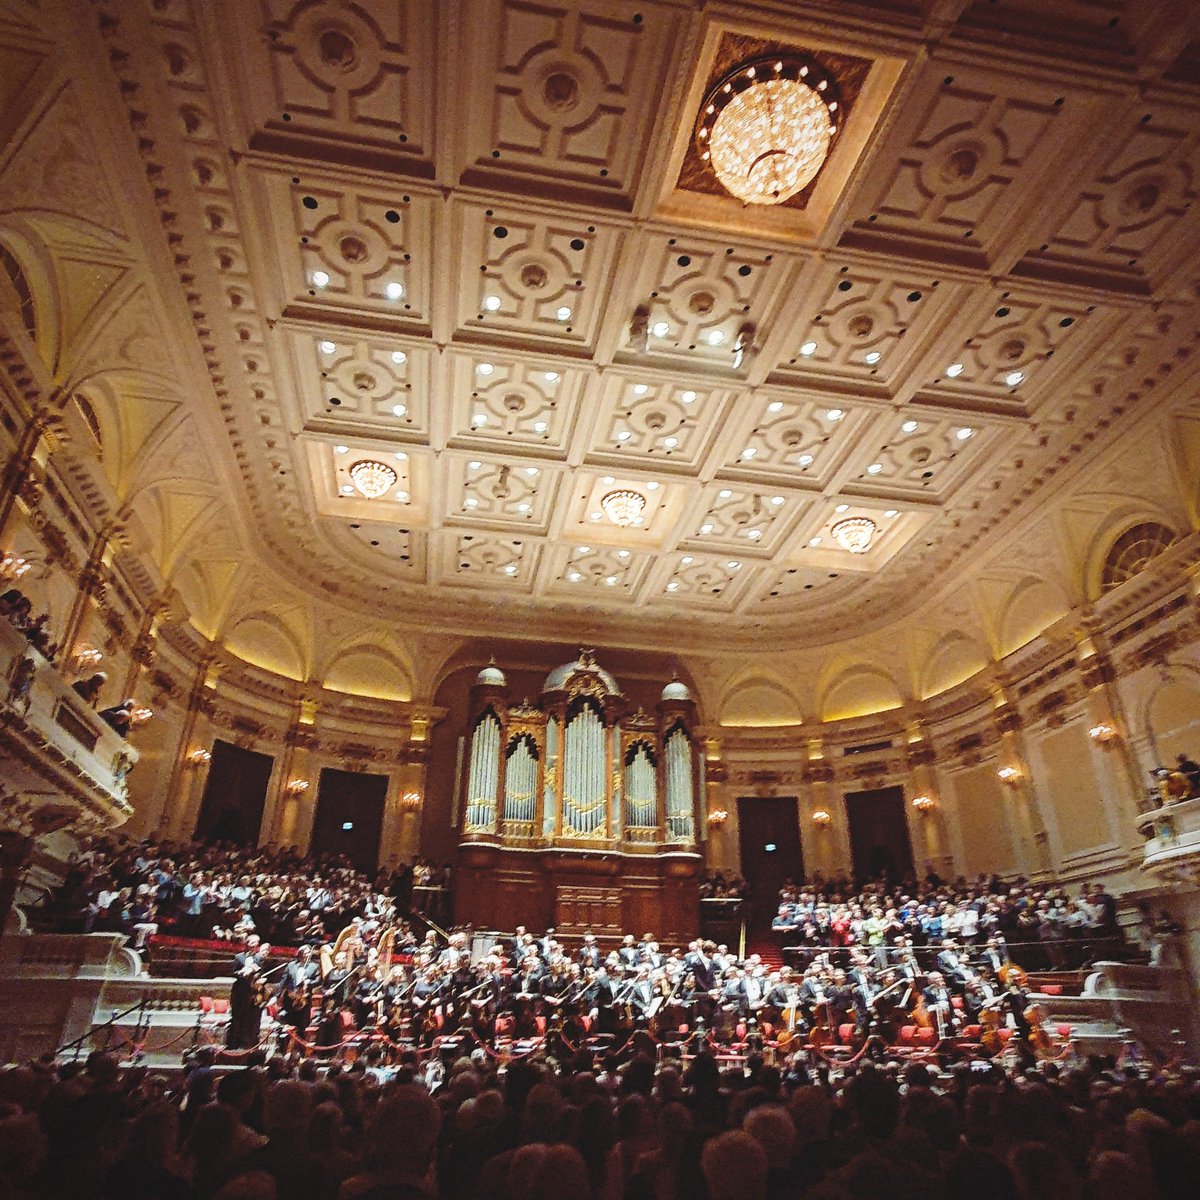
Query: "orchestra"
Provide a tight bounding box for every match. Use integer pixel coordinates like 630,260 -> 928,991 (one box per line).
226,919 -> 1041,1062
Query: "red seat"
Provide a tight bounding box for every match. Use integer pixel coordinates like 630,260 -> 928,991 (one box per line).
1056,1023 -> 1072,1038
1042,984 -> 1063,995
838,1023 -> 856,1043
963,1024 -> 982,1039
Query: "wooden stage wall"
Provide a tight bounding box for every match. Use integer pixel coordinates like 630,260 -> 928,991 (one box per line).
455,845 -> 701,943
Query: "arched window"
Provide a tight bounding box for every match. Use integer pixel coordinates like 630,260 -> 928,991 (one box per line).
0,242 -> 36,340
1100,522 -> 1176,593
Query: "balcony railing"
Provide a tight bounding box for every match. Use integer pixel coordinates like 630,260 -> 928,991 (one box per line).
1137,797 -> 1200,878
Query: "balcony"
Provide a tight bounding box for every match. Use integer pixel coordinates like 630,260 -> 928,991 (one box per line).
0,618 -> 136,839
1138,797 -> 1200,884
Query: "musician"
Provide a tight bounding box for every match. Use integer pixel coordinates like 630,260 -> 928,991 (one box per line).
639,935 -> 663,970
411,964 -> 445,1045
798,964 -> 832,1027
685,940 -> 720,993
322,949 -> 356,1009
352,965 -> 388,1029
847,963 -> 878,1032
581,964 -> 613,1031
276,944 -> 319,1050
922,971 -> 959,1039
577,931 -> 602,970
618,934 -> 640,970
625,964 -> 657,1025
512,954 -> 545,1033
740,965 -> 768,1019
539,959 -> 573,1025
935,939 -> 974,990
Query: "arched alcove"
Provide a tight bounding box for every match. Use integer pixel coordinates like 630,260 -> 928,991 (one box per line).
720,676 -> 803,727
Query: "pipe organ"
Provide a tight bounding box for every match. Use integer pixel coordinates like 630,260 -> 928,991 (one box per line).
455,652 -> 703,941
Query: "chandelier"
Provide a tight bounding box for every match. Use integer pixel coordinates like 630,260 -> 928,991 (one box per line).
600,488 -> 647,527
830,516 -> 876,554
696,55 -> 840,206
349,459 -> 398,499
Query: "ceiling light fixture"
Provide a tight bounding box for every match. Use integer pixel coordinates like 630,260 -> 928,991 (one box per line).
483,295 -> 502,311
556,306 -> 572,321
831,515 -> 876,554
696,55 -> 840,206
681,555 -> 694,565
391,350 -> 407,365
884,509 -> 898,518
335,445 -> 349,454
600,488 -> 647,528
956,426 -> 974,440
633,384 -> 648,395
392,403 -> 407,417
476,362 -> 493,375
867,462 -> 883,474
901,419 -> 918,433
797,453 -> 814,466
319,340 -> 336,354
349,459 -> 398,500
700,523 -> 714,534
681,390 -> 697,403
395,451 -> 407,461
651,321 -> 670,337
544,371 -> 558,382
707,329 -> 725,345
800,341 -> 818,356
1005,370 -> 1024,387
826,408 -> 844,421
311,270 -> 330,288
384,281 -> 404,300
945,362 -> 964,377
809,536 -> 822,546
864,351 -> 881,364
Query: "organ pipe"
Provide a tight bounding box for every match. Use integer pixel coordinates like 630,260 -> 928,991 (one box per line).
505,736 -> 537,824
625,743 -> 657,828
465,710 -> 500,832
665,726 -> 695,842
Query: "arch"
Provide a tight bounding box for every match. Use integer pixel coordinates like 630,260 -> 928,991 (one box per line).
224,612 -> 307,681
819,665 -> 905,721
1080,505 -> 1182,601
324,646 -> 412,701
1143,668 -> 1200,767
0,225 -> 59,369
995,576 -> 1071,657
719,674 -> 803,727
919,633 -> 989,700
1099,521 -> 1177,595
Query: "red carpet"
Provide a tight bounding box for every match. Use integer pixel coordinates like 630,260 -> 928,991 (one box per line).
746,937 -> 784,971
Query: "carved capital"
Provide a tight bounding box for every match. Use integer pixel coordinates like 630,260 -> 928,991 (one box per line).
994,704 -> 1023,734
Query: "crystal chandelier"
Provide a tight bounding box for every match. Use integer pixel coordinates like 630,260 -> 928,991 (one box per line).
830,516 -> 876,554
349,459 -> 398,499
696,56 -> 840,206
600,488 -> 647,527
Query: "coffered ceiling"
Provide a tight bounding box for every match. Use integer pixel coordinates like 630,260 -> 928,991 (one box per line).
2,0 -> 1200,684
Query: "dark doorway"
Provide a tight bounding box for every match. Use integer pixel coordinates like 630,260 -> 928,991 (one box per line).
310,768 -> 388,874
737,796 -> 803,927
194,740 -> 273,846
844,786 -> 914,884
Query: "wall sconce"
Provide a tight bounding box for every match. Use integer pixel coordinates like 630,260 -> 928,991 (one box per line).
1088,723 -> 1118,745
0,551 -> 31,580
400,789 -> 422,812
812,809 -> 832,827
129,705 -> 154,727
707,808 -> 729,828
186,748 -> 212,767
70,644 -> 103,675
285,778 -> 310,796
997,766 -> 1021,786
911,795 -> 935,813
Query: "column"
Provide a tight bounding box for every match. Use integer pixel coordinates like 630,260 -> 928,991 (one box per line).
160,657 -> 216,839
0,410 -> 52,542
60,523 -> 120,662
904,716 -> 952,877
994,700 -> 1053,878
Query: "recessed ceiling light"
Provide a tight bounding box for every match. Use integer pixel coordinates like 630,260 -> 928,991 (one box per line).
707,329 -> 725,345
742,447 -> 757,459
700,523 -> 714,534
617,549 -> 630,559
516,501 -> 531,512
747,529 -> 762,539
483,294 -> 502,311
633,384 -> 648,395
391,350 -> 407,365
1005,370 -> 1024,387
476,362 -> 493,375
605,575 -> 618,585
867,463 -> 884,474
468,460 -> 481,470
646,481 -> 660,490
681,390 -> 697,403
797,454 -> 814,466
590,511 -> 603,521
616,431 -> 632,441
556,305 -> 572,321
809,536 -> 822,546
864,351 -> 881,364
319,340 -> 336,354
472,413 -> 487,425
770,495 -> 785,506
945,362 -> 964,377
667,581 -> 679,591
681,555 -> 693,565
826,408 -> 844,421
505,563 -> 518,575
520,468 -> 537,479
727,560 -> 741,570
664,436 -> 679,449
392,403 -> 407,417
311,270 -> 330,288
631,516 -> 644,526
340,484 -> 354,494
385,281 -> 404,300
956,426 -> 974,440
601,475 -> 615,485
651,321 -> 670,337
395,451 -> 408,461
544,371 -> 558,382
395,490 -> 409,502
569,571 -> 582,582
577,545 -> 591,554
465,497 -> 479,508
719,489 -> 732,499
533,420 -> 548,432
768,401 -> 784,413
335,445 -> 349,454
835,503 -> 849,513
800,341 -> 817,356
901,419 -> 918,433
884,509 -> 898,518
